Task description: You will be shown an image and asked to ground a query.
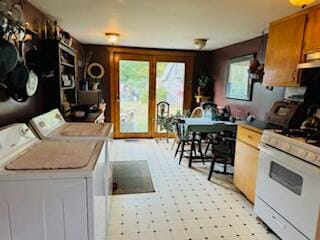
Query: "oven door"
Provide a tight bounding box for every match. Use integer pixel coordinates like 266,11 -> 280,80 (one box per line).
256,144 -> 320,239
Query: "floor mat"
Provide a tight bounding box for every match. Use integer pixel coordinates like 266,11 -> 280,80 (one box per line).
112,160 -> 155,195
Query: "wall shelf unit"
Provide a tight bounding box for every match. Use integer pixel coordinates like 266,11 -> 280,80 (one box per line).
41,40 -> 78,115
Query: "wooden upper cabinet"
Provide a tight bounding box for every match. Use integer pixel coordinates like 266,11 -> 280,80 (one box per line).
263,14 -> 307,87
304,7 -> 320,53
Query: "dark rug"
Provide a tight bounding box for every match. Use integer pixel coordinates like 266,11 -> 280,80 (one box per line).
112,160 -> 155,195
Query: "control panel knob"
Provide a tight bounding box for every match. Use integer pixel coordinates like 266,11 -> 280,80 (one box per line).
297,149 -> 307,159
305,152 -> 316,162
270,138 -> 277,145
280,142 -> 290,152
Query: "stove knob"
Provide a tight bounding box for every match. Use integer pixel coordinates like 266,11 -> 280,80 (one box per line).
305,152 -> 316,162
263,135 -> 270,143
297,149 -> 307,159
280,142 -> 290,152
270,138 -> 277,145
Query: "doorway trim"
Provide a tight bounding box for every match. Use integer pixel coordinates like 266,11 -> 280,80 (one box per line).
109,47 -> 195,138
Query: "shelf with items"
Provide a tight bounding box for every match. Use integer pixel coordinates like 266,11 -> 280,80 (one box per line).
41,39 -> 78,115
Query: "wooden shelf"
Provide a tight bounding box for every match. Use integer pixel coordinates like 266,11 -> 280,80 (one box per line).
61,62 -> 75,68
61,86 -> 75,90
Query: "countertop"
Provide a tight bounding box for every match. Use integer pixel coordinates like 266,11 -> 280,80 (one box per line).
238,120 -> 279,134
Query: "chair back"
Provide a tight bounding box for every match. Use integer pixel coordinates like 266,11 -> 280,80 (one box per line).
191,107 -> 204,118
174,119 -> 186,140
201,101 -> 217,110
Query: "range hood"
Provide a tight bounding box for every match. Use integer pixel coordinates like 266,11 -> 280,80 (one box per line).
298,51 -> 320,69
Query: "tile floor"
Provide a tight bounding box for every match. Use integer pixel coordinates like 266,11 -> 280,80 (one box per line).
106,139 -> 279,240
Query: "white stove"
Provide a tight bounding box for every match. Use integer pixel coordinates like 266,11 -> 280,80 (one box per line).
0,124 -> 107,240
254,129 -> 320,240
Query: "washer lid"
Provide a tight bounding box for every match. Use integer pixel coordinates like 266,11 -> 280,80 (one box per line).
5,140 -> 98,170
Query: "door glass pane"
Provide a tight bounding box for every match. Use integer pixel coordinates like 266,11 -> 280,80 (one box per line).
270,161 -> 303,195
156,62 -> 185,133
119,60 -> 149,133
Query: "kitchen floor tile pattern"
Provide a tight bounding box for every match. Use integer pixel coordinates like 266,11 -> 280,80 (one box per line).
106,140 -> 279,240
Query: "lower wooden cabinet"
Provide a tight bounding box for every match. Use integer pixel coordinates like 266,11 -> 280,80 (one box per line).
233,125 -> 262,203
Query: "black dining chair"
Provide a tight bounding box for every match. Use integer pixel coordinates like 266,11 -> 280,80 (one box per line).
208,131 -> 236,180
174,119 -> 204,165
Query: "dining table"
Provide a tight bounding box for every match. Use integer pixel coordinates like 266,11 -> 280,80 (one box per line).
182,117 -> 237,167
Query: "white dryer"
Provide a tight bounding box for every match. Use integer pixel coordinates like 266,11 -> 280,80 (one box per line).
29,109 -> 114,239
0,124 -> 107,240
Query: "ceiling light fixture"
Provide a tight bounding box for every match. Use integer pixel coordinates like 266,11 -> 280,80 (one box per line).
105,32 -> 120,45
289,0 -> 315,8
194,38 -> 208,50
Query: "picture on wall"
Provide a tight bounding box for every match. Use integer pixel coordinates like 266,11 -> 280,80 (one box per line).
226,54 -> 254,101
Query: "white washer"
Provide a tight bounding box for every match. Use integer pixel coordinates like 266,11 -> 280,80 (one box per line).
0,124 -> 106,240
29,109 -> 114,239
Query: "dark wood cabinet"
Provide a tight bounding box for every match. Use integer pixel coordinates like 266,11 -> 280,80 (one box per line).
41,40 -> 78,115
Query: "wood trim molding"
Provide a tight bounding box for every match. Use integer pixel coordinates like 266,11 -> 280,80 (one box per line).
108,47 -> 196,58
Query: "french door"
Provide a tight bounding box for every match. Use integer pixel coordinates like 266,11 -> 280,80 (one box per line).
112,51 -> 193,138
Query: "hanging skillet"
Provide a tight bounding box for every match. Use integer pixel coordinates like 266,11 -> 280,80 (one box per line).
0,32 -> 19,82
5,34 -> 30,102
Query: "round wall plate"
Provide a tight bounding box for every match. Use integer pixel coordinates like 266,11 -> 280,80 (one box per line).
87,62 -> 105,79
26,70 -> 38,97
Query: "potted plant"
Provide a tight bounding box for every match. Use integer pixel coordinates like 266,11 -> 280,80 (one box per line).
91,78 -> 100,90
197,74 -> 212,96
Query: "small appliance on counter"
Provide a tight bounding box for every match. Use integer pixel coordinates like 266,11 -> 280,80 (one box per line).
78,90 -> 102,106
266,100 -> 308,129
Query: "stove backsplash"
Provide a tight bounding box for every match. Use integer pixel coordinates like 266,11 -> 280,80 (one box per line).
302,68 -> 320,106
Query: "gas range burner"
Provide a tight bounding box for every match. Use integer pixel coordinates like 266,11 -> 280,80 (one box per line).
275,128 -> 307,137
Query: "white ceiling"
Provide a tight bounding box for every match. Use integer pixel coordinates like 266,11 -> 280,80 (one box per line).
28,0 -> 318,50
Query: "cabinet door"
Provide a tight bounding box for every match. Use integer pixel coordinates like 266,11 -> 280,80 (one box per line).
264,14 -> 307,87
304,7 -> 320,53
233,141 -> 259,203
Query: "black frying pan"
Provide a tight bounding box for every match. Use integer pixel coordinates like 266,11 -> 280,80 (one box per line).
0,37 -> 19,82
5,61 -> 29,102
4,38 -> 30,102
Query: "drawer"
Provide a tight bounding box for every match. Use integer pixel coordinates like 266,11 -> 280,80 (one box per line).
237,125 -> 262,149
254,197 -> 308,240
